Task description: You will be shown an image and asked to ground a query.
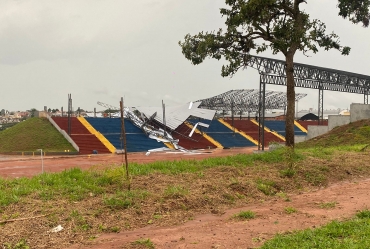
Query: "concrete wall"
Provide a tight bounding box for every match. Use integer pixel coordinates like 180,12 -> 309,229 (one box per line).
295,135 -> 306,143
35,111 -> 48,118
328,115 -> 351,131
306,125 -> 329,140
350,103 -> 370,122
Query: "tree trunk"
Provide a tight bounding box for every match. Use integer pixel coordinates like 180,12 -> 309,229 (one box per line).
285,53 -> 296,148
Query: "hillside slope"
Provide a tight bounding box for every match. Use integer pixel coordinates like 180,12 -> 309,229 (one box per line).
0,117 -> 76,152
297,119 -> 370,148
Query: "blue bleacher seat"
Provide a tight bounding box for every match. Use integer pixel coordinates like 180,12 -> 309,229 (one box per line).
206,120 -> 255,148
263,121 -> 306,137
86,118 -> 164,152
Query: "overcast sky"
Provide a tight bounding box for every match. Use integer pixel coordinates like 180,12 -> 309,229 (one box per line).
1,0 -> 369,112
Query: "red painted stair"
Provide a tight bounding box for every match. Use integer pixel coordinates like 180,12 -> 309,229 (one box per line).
52,117 -> 110,154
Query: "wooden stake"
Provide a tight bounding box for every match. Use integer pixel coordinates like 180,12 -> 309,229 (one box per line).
120,97 -> 130,190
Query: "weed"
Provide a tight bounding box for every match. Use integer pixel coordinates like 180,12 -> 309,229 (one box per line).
235,193 -> 245,199
104,197 -> 132,210
256,179 -> 276,196
153,214 -> 162,219
131,238 -> 155,249
356,209 -> 370,219
276,192 -> 291,202
164,185 -> 189,198
3,239 -> 29,249
233,210 -> 256,220
261,209 -> 370,248
284,207 -> 297,214
280,168 -> 296,178
69,210 -> 90,231
110,226 -> 120,233
319,202 -> 337,209
103,190 -> 149,210
223,193 -> 236,203
304,171 -> 327,186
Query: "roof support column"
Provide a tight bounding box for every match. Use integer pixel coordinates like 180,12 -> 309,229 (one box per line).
318,85 -> 324,125
364,88 -> 369,104
68,93 -> 72,135
258,75 -> 266,151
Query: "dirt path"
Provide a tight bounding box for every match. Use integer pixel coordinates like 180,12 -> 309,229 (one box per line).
68,178 -> 370,249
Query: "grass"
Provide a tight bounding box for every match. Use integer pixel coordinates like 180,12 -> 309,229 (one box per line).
3,239 -> 29,249
297,119 -> 370,149
260,209 -> 370,248
319,202 -> 337,209
284,207 -> 297,214
131,238 -> 155,248
233,210 -> 256,220
0,117 -> 76,152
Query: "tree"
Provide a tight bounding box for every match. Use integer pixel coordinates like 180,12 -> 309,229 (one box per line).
338,0 -> 370,26
179,0 -> 369,148
29,108 -> 37,118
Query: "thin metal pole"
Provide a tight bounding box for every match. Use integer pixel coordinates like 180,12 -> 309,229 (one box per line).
231,101 -> 235,135
261,82 -> 266,151
120,97 -> 130,190
258,78 -> 262,150
68,94 -> 71,135
162,100 -> 166,136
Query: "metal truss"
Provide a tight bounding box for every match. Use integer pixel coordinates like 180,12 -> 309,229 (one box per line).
246,55 -> 370,89
197,89 -> 306,113
260,74 -> 368,94
243,55 -> 370,150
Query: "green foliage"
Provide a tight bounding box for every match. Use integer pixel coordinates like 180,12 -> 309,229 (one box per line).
284,206 -> 297,214
297,120 -> 370,149
179,1 -> 351,76
132,238 -> 155,249
261,209 -> 370,248
104,190 -> 149,210
3,239 -> 29,249
233,210 -> 256,220
256,179 -> 276,196
0,117 -> 75,152
68,210 -> 91,231
164,185 -> 189,198
338,0 -> 370,27
319,202 -> 337,209
356,209 -> 370,219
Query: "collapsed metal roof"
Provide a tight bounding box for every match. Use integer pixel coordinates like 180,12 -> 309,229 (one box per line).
135,102 -> 216,131
196,89 -> 307,113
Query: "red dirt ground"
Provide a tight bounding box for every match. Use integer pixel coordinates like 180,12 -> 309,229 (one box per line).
1,148 -> 369,249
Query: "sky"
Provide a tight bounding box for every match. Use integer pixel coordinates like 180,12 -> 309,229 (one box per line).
1,0 -> 369,112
